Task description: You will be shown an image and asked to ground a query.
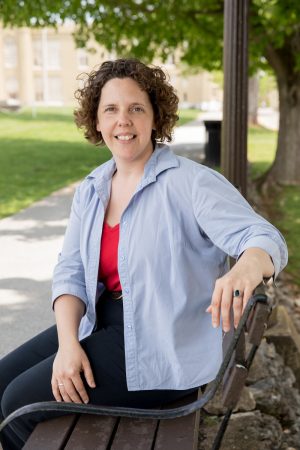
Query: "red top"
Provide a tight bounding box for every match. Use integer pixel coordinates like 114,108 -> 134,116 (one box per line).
98,222 -> 122,291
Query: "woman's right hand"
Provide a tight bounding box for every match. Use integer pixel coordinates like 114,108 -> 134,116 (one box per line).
51,340 -> 96,403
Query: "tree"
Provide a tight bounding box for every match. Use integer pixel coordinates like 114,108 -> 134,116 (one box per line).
1,0 -> 300,185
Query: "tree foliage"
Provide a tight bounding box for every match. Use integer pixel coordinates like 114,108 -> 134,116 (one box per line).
1,0 -> 300,77
0,0 -> 222,70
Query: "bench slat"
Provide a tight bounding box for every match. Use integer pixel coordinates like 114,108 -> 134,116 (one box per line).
65,414 -> 117,450
154,390 -> 200,450
23,391 -> 200,450
23,414 -> 77,450
111,417 -> 158,450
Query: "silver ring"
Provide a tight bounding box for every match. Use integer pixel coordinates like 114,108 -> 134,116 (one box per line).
58,383 -> 64,387
233,289 -> 242,298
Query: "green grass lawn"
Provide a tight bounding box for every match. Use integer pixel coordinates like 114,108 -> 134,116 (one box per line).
177,109 -> 200,126
0,108 -> 298,285
0,108 -> 111,217
248,126 -> 277,178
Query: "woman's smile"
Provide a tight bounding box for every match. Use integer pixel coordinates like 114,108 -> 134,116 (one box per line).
114,133 -> 137,141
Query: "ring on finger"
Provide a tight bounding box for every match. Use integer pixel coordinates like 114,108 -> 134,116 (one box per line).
58,383 -> 64,387
233,289 -> 243,298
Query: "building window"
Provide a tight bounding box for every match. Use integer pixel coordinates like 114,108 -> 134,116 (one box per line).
34,77 -> 44,102
47,40 -> 61,69
6,77 -> 19,100
33,38 -> 60,69
77,48 -> 88,68
33,39 -> 43,67
48,76 -> 62,102
34,76 -> 62,104
4,37 -> 18,68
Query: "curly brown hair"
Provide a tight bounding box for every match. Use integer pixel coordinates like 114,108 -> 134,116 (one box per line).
74,58 -> 179,146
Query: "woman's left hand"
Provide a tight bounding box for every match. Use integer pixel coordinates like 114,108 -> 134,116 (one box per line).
206,248 -> 274,332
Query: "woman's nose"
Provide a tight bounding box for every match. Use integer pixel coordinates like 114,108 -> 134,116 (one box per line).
117,111 -> 132,126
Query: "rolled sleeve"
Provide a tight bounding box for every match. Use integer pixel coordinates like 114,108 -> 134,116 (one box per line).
51,283 -> 88,309
238,235 -> 284,279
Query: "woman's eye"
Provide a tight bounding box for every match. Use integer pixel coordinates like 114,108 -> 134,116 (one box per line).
132,106 -> 144,112
104,107 -> 116,112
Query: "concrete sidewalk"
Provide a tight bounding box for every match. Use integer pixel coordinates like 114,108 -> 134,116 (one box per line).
0,184 -> 77,357
0,119 -> 206,358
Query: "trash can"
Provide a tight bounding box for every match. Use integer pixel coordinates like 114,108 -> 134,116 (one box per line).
203,120 -> 222,166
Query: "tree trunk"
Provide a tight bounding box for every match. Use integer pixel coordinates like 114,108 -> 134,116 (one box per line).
267,78 -> 300,185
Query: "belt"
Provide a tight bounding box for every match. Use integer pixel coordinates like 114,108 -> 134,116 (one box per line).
106,290 -> 123,300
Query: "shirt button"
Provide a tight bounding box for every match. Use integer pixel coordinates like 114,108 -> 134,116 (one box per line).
121,255 -> 125,261
124,288 -> 129,294
127,324 -> 132,329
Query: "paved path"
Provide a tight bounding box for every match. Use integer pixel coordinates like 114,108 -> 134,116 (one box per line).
257,107 -> 279,131
0,118 -> 205,357
0,184 -> 77,357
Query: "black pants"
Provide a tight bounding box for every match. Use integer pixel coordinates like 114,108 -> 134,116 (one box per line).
0,294 -> 197,449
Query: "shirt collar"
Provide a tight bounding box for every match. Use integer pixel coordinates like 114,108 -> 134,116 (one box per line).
87,143 -> 179,186
143,144 -> 179,182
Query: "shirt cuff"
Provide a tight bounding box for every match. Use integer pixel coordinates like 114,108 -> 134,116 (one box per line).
238,235 -> 281,279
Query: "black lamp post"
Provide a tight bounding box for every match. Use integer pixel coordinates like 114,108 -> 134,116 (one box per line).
221,0 -> 249,198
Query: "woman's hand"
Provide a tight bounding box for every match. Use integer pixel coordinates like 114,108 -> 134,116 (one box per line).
206,248 -> 274,332
52,294 -> 94,402
52,340 -> 96,403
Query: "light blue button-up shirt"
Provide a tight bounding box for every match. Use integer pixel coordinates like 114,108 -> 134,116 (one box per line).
52,145 -> 288,391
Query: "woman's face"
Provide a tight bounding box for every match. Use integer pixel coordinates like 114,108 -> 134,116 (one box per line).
96,77 -> 155,165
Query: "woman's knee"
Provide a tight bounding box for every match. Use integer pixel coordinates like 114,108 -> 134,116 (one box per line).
0,326 -> 58,404
2,356 -> 55,420
0,352 -> 20,405
1,380 -> 21,419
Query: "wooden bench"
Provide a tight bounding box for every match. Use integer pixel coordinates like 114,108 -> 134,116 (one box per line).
23,391 -> 201,450
1,292 -> 272,450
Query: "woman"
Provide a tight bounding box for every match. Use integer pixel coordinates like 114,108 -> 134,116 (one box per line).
0,58 -> 287,449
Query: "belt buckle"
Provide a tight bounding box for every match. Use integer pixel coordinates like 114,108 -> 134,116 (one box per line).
109,290 -> 122,300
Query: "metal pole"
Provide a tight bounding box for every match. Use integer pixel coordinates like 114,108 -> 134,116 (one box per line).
221,0 -> 249,197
